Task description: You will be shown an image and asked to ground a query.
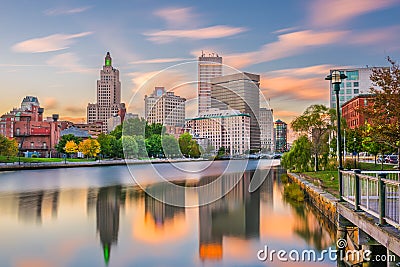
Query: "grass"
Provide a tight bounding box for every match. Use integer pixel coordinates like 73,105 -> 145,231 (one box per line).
302,161 -> 397,198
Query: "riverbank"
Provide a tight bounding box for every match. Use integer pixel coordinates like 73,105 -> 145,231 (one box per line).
0,158 -> 210,171
287,172 -> 339,224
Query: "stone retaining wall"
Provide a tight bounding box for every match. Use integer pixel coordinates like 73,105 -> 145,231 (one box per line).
287,172 -> 339,224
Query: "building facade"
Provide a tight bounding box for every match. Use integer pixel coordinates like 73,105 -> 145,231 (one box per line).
186,109 -> 250,155
259,108 -> 274,152
198,52 -> 222,114
341,94 -> 375,129
144,87 -> 186,127
211,72 -> 260,151
329,67 -> 382,108
87,52 -> 125,133
0,96 -> 61,157
274,119 -> 287,152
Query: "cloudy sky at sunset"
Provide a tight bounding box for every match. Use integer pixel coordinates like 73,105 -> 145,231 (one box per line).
1,0 -> 400,123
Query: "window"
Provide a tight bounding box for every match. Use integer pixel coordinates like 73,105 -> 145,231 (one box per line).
346,89 -> 352,94
30,142 -> 34,148
340,96 -> 345,102
346,70 -> 359,80
16,128 -> 20,135
354,89 -> 359,94
43,142 -> 47,149
346,82 -> 352,87
354,82 -> 359,87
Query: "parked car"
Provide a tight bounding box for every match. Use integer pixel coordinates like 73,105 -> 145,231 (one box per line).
385,155 -> 398,164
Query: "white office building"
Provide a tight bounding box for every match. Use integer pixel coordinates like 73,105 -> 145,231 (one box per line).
186,109 -> 250,155
329,67 -> 383,108
259,108 -> 274,152
144,87 -> 186,127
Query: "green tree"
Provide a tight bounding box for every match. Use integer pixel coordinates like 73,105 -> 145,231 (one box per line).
291,104 -> 334,171
97,133 -> 113,157
145,123 -> 165,138
178,132 -> 192,157
121,136 -> 138,158
110,125 -> 122,140
189,139 -> 201,158
217,147 -> 226,157
161,135 -> 181,158
146,134 -> 163,157
363,57 -> 400,168
134,135 -> 147,158
110,137 -> 123,158
78,138 -> 100,158
123,118 -> 146,136
56,134 -> 81,154
281,136 -> 312,172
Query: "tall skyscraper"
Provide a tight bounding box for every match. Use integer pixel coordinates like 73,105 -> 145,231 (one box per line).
211,72 -> 260,151
329,67 -> 383,108
198,52 -> 222,115
87,52 -> 125,133
144,87 -> 186,127
259,108 -> 274,152
274,119 -> 287,152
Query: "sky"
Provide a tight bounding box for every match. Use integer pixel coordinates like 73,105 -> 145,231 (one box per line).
1,0 -> 400,123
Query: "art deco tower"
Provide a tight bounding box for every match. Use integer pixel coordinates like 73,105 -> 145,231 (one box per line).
87,52 -> 125,133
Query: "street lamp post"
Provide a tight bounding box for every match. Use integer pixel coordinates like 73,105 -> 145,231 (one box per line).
326,70 -> 347,201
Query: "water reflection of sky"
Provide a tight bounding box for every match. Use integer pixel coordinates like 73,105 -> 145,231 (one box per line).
0,162 -> 336,266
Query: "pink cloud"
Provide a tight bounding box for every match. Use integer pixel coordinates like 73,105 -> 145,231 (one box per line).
12,32 -> 92,53
144,25 -> 247,43
154,7 -> 198,28
224,30 -> 347,69
309,0 -> 398,26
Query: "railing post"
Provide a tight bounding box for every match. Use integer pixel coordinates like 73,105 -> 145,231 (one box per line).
354,169 -> 361,211
339,168 -> 343,202
378,173 -> 386,226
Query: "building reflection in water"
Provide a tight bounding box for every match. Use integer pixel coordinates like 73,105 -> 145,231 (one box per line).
96,186 -> 121,265
198,171 -> 261,261
144,182 -> 185,226
18,190 -> 59,224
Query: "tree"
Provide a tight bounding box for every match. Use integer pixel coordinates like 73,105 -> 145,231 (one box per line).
145,123 -> 165,138
0,135 -> 18,156
189,139 -> 201,158
78,139 -> 100,158
178,132 -> 192,157
281,136 -> 312,172
56,134 -> 81,154
291,105 -> 334,171
110,124 -> 122,140
122,118 -> 146,137
121,136 -> 138,158
145,134 -> 163,157
134,135 -> 147,158
363,57 -> 400,168
161,135 -> 181,158
110,137 -> 123,158
97,133 -> 113,157
64,140 -> 78,156
217,147 -> 226,157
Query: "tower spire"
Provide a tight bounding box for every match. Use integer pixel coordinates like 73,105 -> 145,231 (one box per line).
105,52 -> 112,67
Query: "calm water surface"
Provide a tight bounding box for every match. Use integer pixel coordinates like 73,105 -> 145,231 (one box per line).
0,160 -> 336,267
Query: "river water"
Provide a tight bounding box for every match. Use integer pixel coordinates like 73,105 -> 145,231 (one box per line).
0,160 -> 337,267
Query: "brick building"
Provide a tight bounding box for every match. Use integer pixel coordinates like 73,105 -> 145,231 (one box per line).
0,96 -> 61,157
341,94 -> 375,129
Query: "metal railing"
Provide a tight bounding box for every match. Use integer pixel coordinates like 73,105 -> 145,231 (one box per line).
341,170 -> 400,227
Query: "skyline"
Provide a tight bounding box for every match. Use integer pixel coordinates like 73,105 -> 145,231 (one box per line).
1,0 -> 400,123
